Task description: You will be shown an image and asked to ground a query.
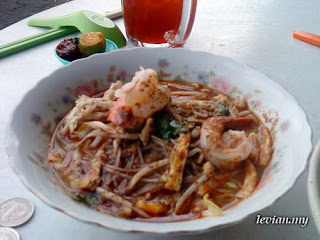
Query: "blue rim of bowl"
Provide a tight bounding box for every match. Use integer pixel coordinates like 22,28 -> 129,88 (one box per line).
54,38 -> 118,65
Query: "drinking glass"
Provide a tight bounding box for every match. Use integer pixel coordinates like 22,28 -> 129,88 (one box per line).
122,0 -> 197,47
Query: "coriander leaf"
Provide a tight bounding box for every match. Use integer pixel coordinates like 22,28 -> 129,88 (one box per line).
84,195 -> 98,207
215,104 -> 230,116
154,111 -> 184,139
169,120 -> 183,135
68,192 -> 97,207
68,192 -> 82,202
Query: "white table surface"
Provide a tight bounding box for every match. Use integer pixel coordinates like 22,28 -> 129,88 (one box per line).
0,0 -> 320,239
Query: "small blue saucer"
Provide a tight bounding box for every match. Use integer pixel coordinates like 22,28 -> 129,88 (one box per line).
54,38 -> 118,65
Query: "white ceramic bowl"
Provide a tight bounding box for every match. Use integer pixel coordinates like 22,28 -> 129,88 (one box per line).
6,48 -> 312,235
308,140 -> 320,235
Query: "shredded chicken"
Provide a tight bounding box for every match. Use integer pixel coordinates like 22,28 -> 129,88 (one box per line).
97,187 -> 149,218
62,81 -> 123,135
140,118 -> 153,146
50,149 -> 104,191
128,158 -> 170,191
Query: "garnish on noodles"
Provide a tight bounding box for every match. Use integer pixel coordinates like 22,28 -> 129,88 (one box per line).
48,67 -> 273,221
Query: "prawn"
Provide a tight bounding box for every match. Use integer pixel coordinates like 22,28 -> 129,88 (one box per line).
200,116 -> 253,170
107,68 -> 170,128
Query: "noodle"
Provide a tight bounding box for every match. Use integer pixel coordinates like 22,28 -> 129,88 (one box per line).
175,175 -> 208,214
128,158 -> 169,190
48,69 -> 273,221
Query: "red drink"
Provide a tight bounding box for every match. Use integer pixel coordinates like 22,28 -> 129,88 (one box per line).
122,0 -> 183,44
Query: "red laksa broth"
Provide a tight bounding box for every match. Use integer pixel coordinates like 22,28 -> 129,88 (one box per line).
48,68 -> 273,221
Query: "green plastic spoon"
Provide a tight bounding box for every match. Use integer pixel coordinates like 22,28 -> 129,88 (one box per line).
28,10 -> 126,48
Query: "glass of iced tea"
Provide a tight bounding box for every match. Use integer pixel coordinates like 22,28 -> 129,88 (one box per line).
122,0 -> 197,47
